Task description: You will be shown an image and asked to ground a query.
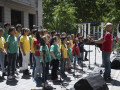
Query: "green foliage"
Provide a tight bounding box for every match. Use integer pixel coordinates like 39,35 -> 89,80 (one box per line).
43,0 -> 77,33
42,0 -> 120,33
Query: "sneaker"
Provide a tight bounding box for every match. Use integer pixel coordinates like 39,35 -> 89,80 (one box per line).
101,64 -> 105,67
2,72 -> 7,77
84,58 -> 89,61
104,76 -> 112,81
7,76 -> 13,81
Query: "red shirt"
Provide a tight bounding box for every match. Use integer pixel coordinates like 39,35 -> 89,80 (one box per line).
72,44 -> 80,56
101,32 -> 113,52
34,39 -> 40,56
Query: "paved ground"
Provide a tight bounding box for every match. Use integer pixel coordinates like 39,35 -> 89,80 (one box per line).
0,45 -> 120,90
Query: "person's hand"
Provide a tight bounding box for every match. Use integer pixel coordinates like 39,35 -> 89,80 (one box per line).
3,50 -> 7,54
23,51 -> 26,56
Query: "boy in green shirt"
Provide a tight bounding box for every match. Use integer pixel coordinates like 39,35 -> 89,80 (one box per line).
6,27 -> 18,81
50,36 -> 61,81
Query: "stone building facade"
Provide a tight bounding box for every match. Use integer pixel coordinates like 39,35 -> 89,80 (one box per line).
0,0 -> 42,29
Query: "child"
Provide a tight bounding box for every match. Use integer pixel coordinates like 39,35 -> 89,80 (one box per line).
40,36 -> 51,84
72,38 -> 80,68
56,33 -> 61,49
78,36 -> 84,62
67,41 -> 73,71
33,31 -> 42,82
29,29 -> 36,68
70,34 -> 74,49
0,28 -> 7,77
15,24 -> 22,68
2,23 -> 10,68
20,28 -> 30,75
6,27 -> 18,80
50,36 -> 61,81
15,24 -> 22,39
61,36 -> 68,77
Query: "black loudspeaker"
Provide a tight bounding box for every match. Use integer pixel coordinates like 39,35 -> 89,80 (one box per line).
74,74 -> 108,90
111,57 -> 120,69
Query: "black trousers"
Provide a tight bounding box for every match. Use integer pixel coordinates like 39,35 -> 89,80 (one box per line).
18,48 -> 22,67
51,59 -> 59,80
8,53 -> 16,76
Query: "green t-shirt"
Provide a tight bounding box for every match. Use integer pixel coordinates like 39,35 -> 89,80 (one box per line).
50,44 -> 61,60
29,35 -> 34,45
7,35 -> 18,53
2,29 -> 8,42
40,45 -> 51,63
67,48 -> 73,61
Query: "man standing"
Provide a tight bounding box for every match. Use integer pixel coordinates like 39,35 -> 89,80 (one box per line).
90,23 -> 113,81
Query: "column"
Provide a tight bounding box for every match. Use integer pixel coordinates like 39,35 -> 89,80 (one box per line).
82,25 -> 84,36
4,7 -> 11,24
78,26 -> 81,33
38,0 -> 43,27
93,26 -> 95,35
101,22 -> 104,38
24,11 -> 29,28
88,23 -> 91,35
117,24 -> 120,38
97,26 -> 99,38
84,23 -> 86,39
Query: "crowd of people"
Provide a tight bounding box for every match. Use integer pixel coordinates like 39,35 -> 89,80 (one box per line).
0,22 -> 114,87
0,23 -> 89,85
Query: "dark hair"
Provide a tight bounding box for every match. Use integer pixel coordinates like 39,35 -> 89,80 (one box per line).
8,27 -> 15,34
78,36 -> 83,39
50,36 -> 57,45
16,24 -> 22,30
32,29 -> 37,34
51,30 -> 56,35
36,31 -> 41,41
4,23 -> 10,28
40,36 -> 46,46
21,28 -> 29,35
61,36 -> 66,44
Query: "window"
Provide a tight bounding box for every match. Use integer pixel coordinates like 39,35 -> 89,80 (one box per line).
11,10 -> 22,26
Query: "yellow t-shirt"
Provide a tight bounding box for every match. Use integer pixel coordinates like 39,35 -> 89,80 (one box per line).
31,38 -> 35,53
20,36 -> 30,52
15,32 -> 21,39
57,39 -> 61,49
61,44 -> 68,58
0,37 -> 5,50
70,40 -> 73,49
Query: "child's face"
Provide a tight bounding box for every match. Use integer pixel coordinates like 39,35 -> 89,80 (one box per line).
24,30 -> 29,36
63,38 -> 67,43
54,38 -> 58,44
6,25 -> 10,30
0,30 -> 4,36
17,27 -> 22,32
10,29 -> 16,36
79,38 -> 83,42
67,43 -> 71,48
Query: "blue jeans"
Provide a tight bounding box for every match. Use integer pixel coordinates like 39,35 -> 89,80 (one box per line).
32,56 -> 36,77
102,51 -> 111,78
84,49 -> 88,59
34,56 -> 42,79
73,56 -> 79,68
30,53 -> 35,67
42,62 -> 49,82
0,51 -> 5,73
61,59 -> 67,75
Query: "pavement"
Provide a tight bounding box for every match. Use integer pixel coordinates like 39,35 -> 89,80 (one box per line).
0,45 -> 120,90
